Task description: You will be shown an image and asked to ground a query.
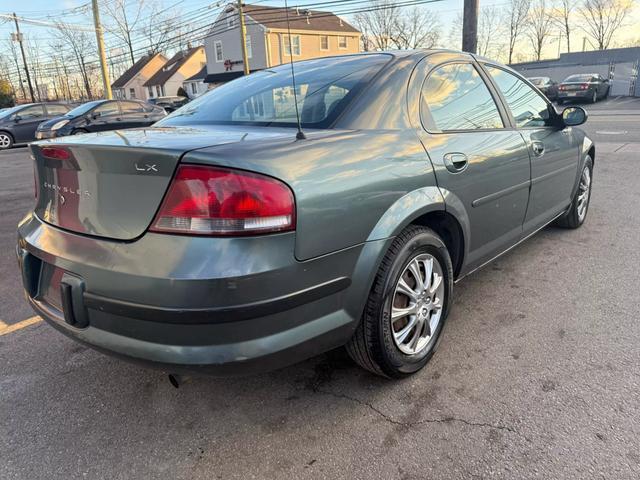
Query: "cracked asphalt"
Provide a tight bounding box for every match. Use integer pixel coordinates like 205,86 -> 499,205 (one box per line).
1,98 -> 640,479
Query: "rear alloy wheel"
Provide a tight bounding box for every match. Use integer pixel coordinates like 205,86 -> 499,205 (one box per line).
591,91 -> 597,103
346,226 -> 453,378
555,156 -> 593,229
0,132 -> 13,150
73,129 -> 88,135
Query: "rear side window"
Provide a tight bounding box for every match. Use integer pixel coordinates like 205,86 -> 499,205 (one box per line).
16,105 -> 44,119
157,54 -> 390,129
421,63 -> 503,131
46,104 -> 69,116
485,65 -> 550,128
120,101 -> 144,113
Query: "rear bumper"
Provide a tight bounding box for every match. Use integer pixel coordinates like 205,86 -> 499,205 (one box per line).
17,213 -> 388,375
557,90 -> 593,100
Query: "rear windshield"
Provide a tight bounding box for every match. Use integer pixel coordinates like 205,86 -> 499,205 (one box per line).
157,54 -> 390,129
563,75 -> 593,82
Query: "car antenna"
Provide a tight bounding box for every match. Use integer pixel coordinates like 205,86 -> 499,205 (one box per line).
284,0 -> 306,140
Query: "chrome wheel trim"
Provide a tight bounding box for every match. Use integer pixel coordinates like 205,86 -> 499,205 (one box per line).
391,253 -> 445,356
0,133 -> 10,148
577,165 -> 591,221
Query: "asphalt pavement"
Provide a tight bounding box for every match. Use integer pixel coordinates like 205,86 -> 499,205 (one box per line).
1,98 -> 640,479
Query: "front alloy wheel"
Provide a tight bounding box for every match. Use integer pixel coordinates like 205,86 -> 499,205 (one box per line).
576,165 -> 591,222
0,132 -> 12,150
555,156 -> 593,229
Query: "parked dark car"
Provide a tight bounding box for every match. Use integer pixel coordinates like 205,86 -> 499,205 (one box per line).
528,76 -> 558,100
18,51 -> 594,379
148,96 -> 190,113
558,73 -> 609,104
0,103 -> 72,149
35,99 -> 166,139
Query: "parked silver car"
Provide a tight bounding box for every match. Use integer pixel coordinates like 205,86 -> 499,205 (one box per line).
17,51 -> 593,378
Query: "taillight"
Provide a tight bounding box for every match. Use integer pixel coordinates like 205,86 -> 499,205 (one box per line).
581,84 -> 588,90
41,146 -> 70,160
150,165 -> 295,236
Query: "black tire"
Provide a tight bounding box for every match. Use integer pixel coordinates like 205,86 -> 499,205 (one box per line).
555,156 -> 593,229
72,129 -> 89,135
590,90 -> 597,103
346,225 -> 454,378
0,131 -> 14,150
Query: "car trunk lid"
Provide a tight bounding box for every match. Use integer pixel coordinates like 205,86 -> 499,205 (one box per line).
32,126 -> 290,240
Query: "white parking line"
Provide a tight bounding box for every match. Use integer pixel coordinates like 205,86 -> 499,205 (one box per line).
0,316 -> 42,336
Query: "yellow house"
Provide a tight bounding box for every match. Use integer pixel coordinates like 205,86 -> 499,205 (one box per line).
203,4 -> 361,84
111,53 -> 168,100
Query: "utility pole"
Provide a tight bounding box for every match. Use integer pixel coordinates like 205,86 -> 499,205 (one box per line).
12,13 -> 35,103
461,0 -> 479,54
238,1 -> 250,75
91,0 -> 112,99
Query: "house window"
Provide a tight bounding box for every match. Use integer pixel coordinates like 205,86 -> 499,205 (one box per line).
148,86 -> 153,98
284,35 -> 301,56
156,85 -> 162,97
191,82 -> 197,94
320,35 -> 329,50
129,87 -> 136,99
215,40 -> 223,62
246,35 -> 252,59
338,36 -> 347,49
226,13 -> 236,28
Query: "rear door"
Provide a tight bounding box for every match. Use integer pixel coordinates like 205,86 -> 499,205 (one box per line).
118,101 -> 149,129
412,54 -> 532,271
482,64 -> 578,233
12,105 -> 45,143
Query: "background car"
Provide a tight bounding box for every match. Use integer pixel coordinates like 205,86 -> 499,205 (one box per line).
557,73 -> 609,103
147,96 -> 190,113
528,76 -> 558,100
35,99 -> 166,139
0,103 -> 71,149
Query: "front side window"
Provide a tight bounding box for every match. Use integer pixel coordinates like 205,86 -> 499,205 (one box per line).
421,63 -> 503,131
94,101 -> 120,116
157,54 -> 390,129
485,65 -> 550,128
284,35 -> 301,56
16,105 -> 44,120
215,41 -> 223,62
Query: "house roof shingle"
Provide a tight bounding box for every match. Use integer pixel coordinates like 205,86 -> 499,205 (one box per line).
239,5 -> 360,33
112,53 -> 167,89
143,46 -> 203,87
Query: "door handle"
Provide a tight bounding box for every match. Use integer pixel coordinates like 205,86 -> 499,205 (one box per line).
531,142 -> 545,156
443,153 -> 468,173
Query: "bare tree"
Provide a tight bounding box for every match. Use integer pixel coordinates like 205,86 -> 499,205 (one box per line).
579,0 -> 634,50
104,0 -> 147,66
447,6 -> 504,58
527,0 -> 553,60
4,40 -> 26,101
551,0 -> 575,52
142,4 -> 179,54
354,0 -> 399,50
55,23 -> 95,99
391,7 -> 441,49
505,0 -> 531,64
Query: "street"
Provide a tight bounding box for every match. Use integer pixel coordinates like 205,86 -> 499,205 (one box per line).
2,98 -> 640,479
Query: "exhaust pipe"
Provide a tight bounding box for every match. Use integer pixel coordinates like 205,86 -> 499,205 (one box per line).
168,373 -> 191,388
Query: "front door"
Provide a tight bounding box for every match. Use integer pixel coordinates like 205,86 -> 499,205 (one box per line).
482,64 -> 579,234
412,57 -> 532,272
88,101 -> 123,132
12,105 -> 45,143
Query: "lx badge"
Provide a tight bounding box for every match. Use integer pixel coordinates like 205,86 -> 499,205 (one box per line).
135,163 -> 158,172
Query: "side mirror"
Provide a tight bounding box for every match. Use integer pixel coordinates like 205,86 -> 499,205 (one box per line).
562,106 -> 587,127
13,115 -> 21,123
91,112 -> 101,119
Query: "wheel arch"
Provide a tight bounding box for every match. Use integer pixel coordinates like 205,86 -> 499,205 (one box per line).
0,129 -> 15,141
